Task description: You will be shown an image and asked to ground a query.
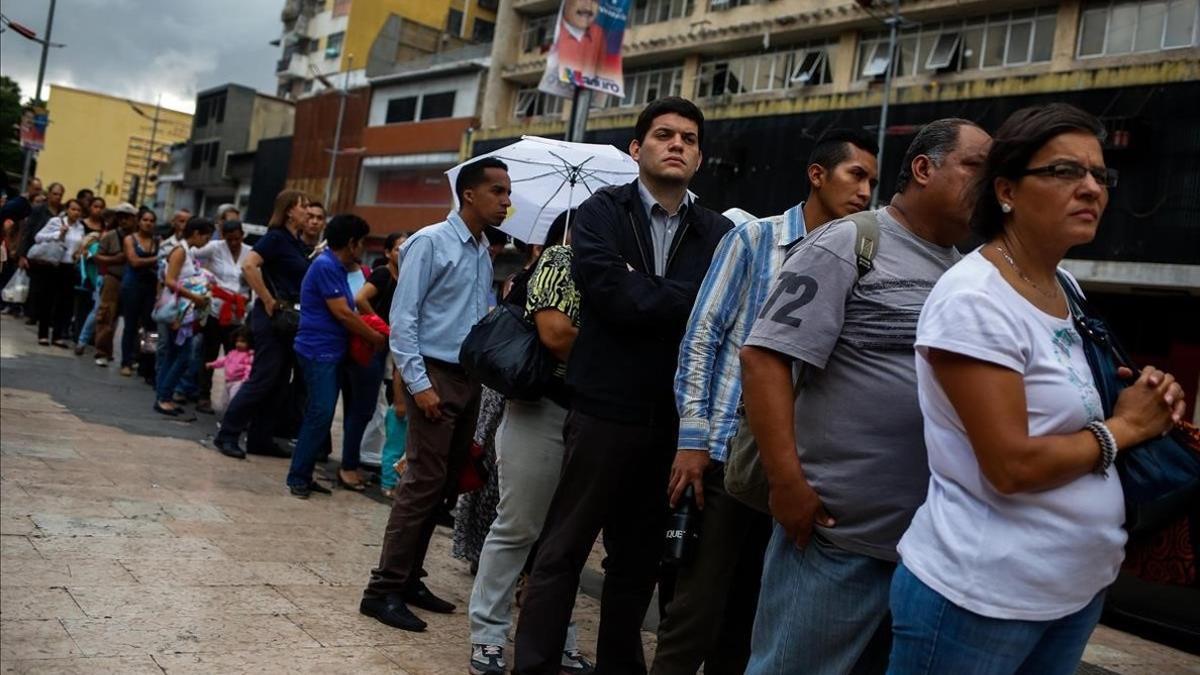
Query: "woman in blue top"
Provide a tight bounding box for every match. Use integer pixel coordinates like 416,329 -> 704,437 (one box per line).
287,213 -> 386,498
118,208 -> 159,374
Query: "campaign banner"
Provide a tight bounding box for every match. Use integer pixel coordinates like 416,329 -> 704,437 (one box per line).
538,0 -> 629,99
19,107 -> 49,152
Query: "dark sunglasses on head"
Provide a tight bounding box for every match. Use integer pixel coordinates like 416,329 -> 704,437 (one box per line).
1020,162 -> 1118,188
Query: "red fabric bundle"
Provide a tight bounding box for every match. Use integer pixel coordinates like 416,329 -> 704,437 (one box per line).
349,313 -> 390,366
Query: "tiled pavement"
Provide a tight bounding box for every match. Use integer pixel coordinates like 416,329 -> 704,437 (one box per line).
0,319 -> 1195,674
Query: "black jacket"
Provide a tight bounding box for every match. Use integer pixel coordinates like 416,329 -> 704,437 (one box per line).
567,179 -> 732,425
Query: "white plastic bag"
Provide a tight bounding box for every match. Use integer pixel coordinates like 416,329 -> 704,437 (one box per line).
1,268 -> 30,304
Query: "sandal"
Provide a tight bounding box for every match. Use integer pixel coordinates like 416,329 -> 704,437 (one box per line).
153,402 -> 182,416
337,470 -> 366,491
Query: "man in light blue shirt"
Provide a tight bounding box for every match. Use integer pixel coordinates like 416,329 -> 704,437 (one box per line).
362,157 -> 512,634
652,130 -> 878,675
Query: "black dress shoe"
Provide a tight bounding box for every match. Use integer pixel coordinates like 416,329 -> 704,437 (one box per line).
404,580 -> 456,614
359,594 -> 427,632
247,442 -> 291,458
214,437 -> 247,459
307,481 -> 332,495
289,484 -> 311,499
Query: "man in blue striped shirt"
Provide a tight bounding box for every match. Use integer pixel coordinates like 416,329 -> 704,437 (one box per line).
653,130 -> 878,675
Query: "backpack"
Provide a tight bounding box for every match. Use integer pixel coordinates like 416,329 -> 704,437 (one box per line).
723,211 -> 880,514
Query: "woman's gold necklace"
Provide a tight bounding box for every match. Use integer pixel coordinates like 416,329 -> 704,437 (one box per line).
995,242 -> 1060,301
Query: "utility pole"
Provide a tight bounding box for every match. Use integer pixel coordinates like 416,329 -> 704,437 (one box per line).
138,95 -> 162,207
871,0 -> 901,208
565,86 -> 592,143
19,0 -> 58,192
323,55 -> 353,209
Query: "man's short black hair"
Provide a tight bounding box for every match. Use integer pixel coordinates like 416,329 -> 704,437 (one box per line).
456,157 -> 509,203
183,216 -> 215,238
809,128 -> 879,171
634,96 -> 705,147
895,118 -> 980,193
325,213 -> 371,249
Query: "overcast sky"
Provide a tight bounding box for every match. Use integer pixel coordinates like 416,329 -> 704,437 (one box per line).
1,0 -> 281,114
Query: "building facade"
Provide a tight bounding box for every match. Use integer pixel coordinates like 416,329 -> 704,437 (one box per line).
479,0 -> 1200,416
275,0 -> 496,99
183,84 -> 295,217
35,85 -> 192,206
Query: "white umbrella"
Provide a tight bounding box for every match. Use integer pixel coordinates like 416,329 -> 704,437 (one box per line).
446,135 -> 639,245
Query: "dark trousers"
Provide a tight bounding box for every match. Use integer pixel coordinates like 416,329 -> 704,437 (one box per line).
364,359 -> 481,598
33,263 -> 74,341
198,319 -> 237,403
342,350 -> 386,470
216,304 -> 295,451
119,276 -> 155,367
650,467 -> 772,675
514,411 -> 676,675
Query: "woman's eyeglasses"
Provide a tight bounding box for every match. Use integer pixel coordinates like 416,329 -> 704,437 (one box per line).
1021,162 -> 1118,188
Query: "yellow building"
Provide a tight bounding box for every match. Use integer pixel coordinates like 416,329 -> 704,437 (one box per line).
35,85 -> 192,205
276,0 -> 497,99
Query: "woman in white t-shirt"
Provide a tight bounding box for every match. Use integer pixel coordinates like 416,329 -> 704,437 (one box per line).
32,198 -> 86,346
888,104 -> 1187,675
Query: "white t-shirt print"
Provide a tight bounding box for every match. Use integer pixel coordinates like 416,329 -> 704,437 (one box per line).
897,250 -> 1127,621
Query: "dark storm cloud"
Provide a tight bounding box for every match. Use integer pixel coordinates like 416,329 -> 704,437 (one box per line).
0,0 -> 280,112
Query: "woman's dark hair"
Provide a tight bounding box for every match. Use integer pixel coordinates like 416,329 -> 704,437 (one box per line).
64,198 -> 83,213
269,189 -> 309,227
635,96 -> 705,147
544,209 -> 574,247
184,216 -> 215,238
324,213 -> 371,249
138,206 -> 157,221
971,103 -> 1105,240
90,196 -> 106,210
384,232 -> 405,251
455,157 -> 508,202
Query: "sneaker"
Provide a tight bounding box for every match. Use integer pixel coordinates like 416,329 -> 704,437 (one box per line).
469,644 -> 506,675
560,649 -> 594,674
119,366 -> 133,377
94,357 -> 109,367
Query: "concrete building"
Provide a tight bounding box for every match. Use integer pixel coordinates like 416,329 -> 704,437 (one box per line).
183,84 -> 295,216
34,85 -> 191,205
286,39 -> 490,235
275,0 -> 494,100
480,0 -> 1200,417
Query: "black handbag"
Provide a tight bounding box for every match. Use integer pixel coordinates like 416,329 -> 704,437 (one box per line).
459,303 -> 555,400
264,275 -> 301,337
1059,272 -> 1200,536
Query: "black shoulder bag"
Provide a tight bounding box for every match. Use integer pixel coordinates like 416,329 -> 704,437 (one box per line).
265,273 -> 301,338
1059,271 -> 1200,536
459,302 -> 555,400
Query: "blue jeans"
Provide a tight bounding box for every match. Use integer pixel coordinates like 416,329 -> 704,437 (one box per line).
340,351 -> 385,472
154,322 -> 192,403
887,563 -> 1104,675
174,331 -> 204,399
747,526 -> 896,675
77,280 -> 102,346
287,355 -> 341,488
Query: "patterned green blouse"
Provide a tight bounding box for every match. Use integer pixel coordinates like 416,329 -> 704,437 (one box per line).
525,245 -> 581,327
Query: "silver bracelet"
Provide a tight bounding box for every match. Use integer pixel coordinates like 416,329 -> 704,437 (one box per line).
1085,420 -> 1117,477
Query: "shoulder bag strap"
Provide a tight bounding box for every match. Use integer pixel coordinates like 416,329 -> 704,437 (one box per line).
845,210 -> 880,278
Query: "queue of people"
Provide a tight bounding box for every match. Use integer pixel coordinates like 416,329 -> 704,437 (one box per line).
1,94 -> 1189,675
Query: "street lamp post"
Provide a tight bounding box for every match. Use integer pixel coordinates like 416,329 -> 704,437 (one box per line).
139,96 -> 162,207
19,0 -> 58,193
871,0 -> 901,208
322,56 -> 353,209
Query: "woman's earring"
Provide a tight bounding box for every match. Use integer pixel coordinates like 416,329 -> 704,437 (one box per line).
1000,203 -> 1013,214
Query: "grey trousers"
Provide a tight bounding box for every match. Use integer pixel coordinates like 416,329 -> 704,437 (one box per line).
468,398 -> 579,649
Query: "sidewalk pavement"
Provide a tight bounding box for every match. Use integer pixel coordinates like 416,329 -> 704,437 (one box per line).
0,316 -> 1196,674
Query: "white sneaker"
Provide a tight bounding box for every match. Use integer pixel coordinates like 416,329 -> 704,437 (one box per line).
94,357 -> 109,367
469,644 -> 505,675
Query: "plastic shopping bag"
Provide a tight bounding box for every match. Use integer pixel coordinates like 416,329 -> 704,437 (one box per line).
2,268 -> 30,304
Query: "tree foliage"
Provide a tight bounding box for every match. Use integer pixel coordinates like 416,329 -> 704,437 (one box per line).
0,76 -> 24,182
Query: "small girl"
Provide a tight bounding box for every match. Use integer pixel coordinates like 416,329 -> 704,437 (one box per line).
205,328 -> 254,404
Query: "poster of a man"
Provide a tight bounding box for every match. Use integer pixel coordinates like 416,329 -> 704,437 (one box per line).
539,0 -> 628,99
